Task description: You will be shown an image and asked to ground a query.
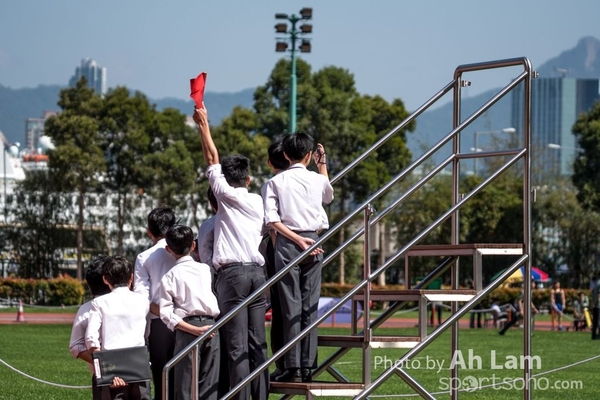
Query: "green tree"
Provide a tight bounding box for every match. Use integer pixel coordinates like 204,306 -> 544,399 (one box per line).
44,79 -> 105,280
251,59 -> 414,283
534,180 -> 600,288
5,171 -> 70,278
572,100 -> 600,212
98,88 -> 197,253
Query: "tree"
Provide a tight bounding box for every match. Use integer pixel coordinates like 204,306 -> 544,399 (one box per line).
572,100 -> 600,212
5,171 -> 71,278
98,88 -> 197,253
251,59 -> 414,284
44,79 -> 105,280
533,179 -> 600,288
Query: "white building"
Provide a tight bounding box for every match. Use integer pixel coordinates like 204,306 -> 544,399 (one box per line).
69,58 -> 107,96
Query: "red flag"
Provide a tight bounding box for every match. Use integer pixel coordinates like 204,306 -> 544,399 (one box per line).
190,72 -> 207,108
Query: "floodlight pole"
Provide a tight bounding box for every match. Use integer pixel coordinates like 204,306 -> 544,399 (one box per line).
275,8 -> 311,133
289,14 -> 299,133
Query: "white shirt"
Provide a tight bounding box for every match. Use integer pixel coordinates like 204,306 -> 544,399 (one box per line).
263,163 -> 334,231
159,256 -> 220,331
134,238 -> 176,319
85,287 -> 149,350
207,164 -> 265,267
197,215 -> 216,268
69,301 -> 97,374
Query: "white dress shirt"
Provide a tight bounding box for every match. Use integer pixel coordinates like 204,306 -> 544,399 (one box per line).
159,255 -> 220,331
134,238 -> 176,319
85,287 -> 149,350
263,163 -> 334,231
206,164 -> 265,267
69,301 -> 97,373
197,215 -> 216,268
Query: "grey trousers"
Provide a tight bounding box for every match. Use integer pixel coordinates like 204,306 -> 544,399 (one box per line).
216,263 -> 269,400
148,318 -> 175,400
275,232 -> 322,370
263,237 -> 284,372
173,320 -> 220,400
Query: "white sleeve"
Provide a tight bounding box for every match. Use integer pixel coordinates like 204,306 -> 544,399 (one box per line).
263,180 -> 281,225
84,301 -> 102,350
159,274 -> 181,331
133,253 -> 150,299
69,306 -> 88,359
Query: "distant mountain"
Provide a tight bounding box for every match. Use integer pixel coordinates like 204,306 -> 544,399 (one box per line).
409,36 -> 600,159
536,36 -> 600,79
0,85 -> 254,145
152,88 -> 254,123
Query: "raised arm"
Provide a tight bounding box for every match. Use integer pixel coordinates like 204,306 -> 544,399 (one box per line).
194,106 -> 219,166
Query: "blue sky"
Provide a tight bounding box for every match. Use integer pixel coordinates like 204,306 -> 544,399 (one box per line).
1,0 -> 599,110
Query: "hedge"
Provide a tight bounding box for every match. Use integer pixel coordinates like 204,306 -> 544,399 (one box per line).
320,283 -> 590,313
0,276 -> 85,306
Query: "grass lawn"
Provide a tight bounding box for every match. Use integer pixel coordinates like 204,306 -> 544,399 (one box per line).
0,324 -> 598,399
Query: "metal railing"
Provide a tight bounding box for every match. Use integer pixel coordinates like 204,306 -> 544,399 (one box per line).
162,57 -> 533,400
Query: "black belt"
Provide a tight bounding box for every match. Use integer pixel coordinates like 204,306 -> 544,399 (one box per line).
183,315 -> 214,322
220,262 -> 260,269
292,230 -> 323,235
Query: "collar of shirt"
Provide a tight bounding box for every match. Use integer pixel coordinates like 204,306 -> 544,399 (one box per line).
288,163 -> 308,171
174,255 -> 195,266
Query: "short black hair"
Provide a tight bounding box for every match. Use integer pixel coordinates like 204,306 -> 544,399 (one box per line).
282,132 -> 314,162
492,297 -> 499,302
268,140 -> 290,171
166,225 -> 194,256
85,255 -> 111,296
207,186 -> 218,212
147,207 -> 177,238
221,154 -> 250,188
102,256 -> 133,288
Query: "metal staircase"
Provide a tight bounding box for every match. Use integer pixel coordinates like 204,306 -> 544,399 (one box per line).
163,57 -> 535,400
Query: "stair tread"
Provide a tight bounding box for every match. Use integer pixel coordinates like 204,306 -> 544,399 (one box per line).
366,289 -> 477,295
318,334 -> 420,342
410,243 -> 523,250
270,382 -> 365,390
270,381 -> 366,396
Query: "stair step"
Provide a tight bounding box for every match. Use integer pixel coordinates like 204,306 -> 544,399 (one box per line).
354,289 -> 477,302
270,382 -> 365,397
407,243 -> 523,256
318,335 -> 421,348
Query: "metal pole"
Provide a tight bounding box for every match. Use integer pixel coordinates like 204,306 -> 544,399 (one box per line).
474,132 -> 478,175
522,59 -> 534,400
3,147 -> 6,223
289,15 -> 298,133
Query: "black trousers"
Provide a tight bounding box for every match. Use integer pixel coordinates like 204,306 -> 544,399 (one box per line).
264,237 -> 284,372
470,304 -> 483,328
148,318 -> 175,400
275,232 -> 322,370
592,307 -> 600,339
173,320 -> 220,400
216,263 -> 269,400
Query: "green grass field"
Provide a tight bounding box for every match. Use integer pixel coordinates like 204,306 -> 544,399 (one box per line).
0,324 -> 598,399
